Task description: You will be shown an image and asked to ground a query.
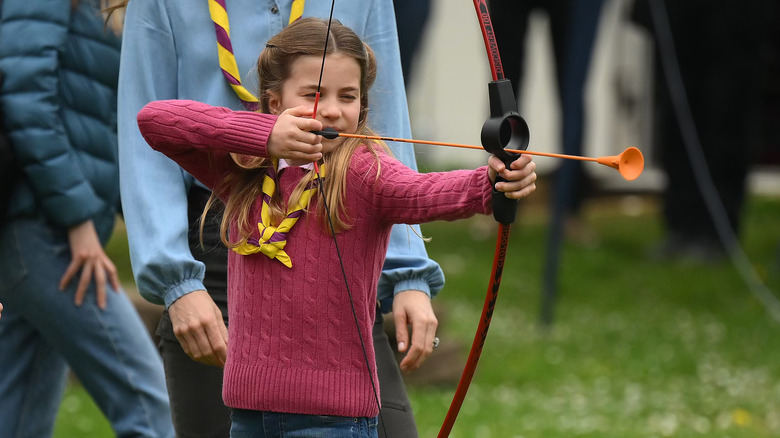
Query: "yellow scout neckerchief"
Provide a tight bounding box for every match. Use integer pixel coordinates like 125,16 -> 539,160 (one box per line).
232,161 -> 324,268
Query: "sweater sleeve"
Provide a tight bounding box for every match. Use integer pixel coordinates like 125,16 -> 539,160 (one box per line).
349,146 -> 493,225
137,99 -> 277,191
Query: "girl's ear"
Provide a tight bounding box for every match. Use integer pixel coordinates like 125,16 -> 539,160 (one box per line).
267,91 -> 282,115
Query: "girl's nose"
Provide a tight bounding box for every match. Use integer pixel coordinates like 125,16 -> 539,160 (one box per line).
318,98 -> 340,119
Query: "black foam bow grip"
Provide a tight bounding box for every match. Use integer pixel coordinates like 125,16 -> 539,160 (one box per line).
480,79 -> 530,225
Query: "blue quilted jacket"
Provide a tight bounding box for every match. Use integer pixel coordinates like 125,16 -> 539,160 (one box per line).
0,0 -> 121,242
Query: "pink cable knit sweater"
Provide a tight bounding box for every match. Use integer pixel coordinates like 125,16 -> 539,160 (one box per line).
137,99 -> 493,417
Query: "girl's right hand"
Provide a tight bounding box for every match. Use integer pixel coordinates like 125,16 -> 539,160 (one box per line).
267,105 -> 324,163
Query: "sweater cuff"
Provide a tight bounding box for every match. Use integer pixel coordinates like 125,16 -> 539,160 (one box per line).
479,166 -> 494,214
220,111 -> 277,157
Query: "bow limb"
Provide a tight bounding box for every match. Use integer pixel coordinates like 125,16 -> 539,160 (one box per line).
437,223 -> 511,438
437,2 -> 528,436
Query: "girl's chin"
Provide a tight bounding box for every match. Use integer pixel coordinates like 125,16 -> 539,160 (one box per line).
322,140 -> 344,153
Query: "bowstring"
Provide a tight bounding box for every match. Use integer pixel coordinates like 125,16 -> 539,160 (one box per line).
312,1 -> 388,434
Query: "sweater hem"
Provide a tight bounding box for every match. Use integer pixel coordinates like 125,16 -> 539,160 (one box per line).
223,362 -> 380,417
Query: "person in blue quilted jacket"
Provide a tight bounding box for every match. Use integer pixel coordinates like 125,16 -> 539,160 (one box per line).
0,1 -> 174,436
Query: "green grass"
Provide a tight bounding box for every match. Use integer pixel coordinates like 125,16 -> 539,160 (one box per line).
54,386 -> 114,438
410,195 -> 780,438
55,195 -> 780,437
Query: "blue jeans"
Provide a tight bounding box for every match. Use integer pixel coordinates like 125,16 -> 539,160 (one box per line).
0,217 -> 174,438
230,409 -> 378,438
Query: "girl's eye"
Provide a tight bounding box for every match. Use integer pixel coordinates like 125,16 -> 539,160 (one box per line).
340,94 -> 357,101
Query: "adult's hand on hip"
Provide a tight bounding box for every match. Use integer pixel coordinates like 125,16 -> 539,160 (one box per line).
61,219 -> 120,310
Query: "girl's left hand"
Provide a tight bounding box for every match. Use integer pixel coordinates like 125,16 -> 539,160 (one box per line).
488,154 -> 537,199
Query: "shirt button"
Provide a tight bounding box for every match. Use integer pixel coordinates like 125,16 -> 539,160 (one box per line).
270,5 -> 279,14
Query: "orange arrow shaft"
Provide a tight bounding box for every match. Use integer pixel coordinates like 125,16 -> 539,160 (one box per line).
334,132 -> 598,162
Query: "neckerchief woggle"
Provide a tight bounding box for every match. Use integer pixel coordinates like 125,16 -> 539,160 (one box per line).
232,160 -> 325,267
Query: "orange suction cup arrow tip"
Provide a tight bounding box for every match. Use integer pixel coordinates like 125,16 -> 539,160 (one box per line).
596,147 -> 644,181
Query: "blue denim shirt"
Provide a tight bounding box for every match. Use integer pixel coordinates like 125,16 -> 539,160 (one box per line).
119,0 -> 444,310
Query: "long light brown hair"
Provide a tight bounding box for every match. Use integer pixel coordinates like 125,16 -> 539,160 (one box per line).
207,17 -> 388,250
91,0 -> 125,34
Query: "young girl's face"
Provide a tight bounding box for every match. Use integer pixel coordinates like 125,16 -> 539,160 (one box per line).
269,53 -> 362,152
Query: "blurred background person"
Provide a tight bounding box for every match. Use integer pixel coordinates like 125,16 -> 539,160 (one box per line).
393,0 -> 433,87
632,0 -> 772,263
0,1 -> 173,437
0,69 -> 13,225
488,0 -> 604,325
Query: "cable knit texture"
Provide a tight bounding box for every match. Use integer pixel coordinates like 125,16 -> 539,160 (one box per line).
138,99 -> 493,417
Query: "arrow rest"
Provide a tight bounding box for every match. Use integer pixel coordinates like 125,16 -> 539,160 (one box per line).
481,79 -> 529,225
316,127 -> 339,139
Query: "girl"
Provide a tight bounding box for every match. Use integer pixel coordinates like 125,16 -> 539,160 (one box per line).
137,17 -> 536,438
118,2 -> 443,435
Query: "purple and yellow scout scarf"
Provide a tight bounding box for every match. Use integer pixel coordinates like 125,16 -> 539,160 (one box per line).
209,1 -> 313,266
208,0 -> 306,110
232,161 -> 325,267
